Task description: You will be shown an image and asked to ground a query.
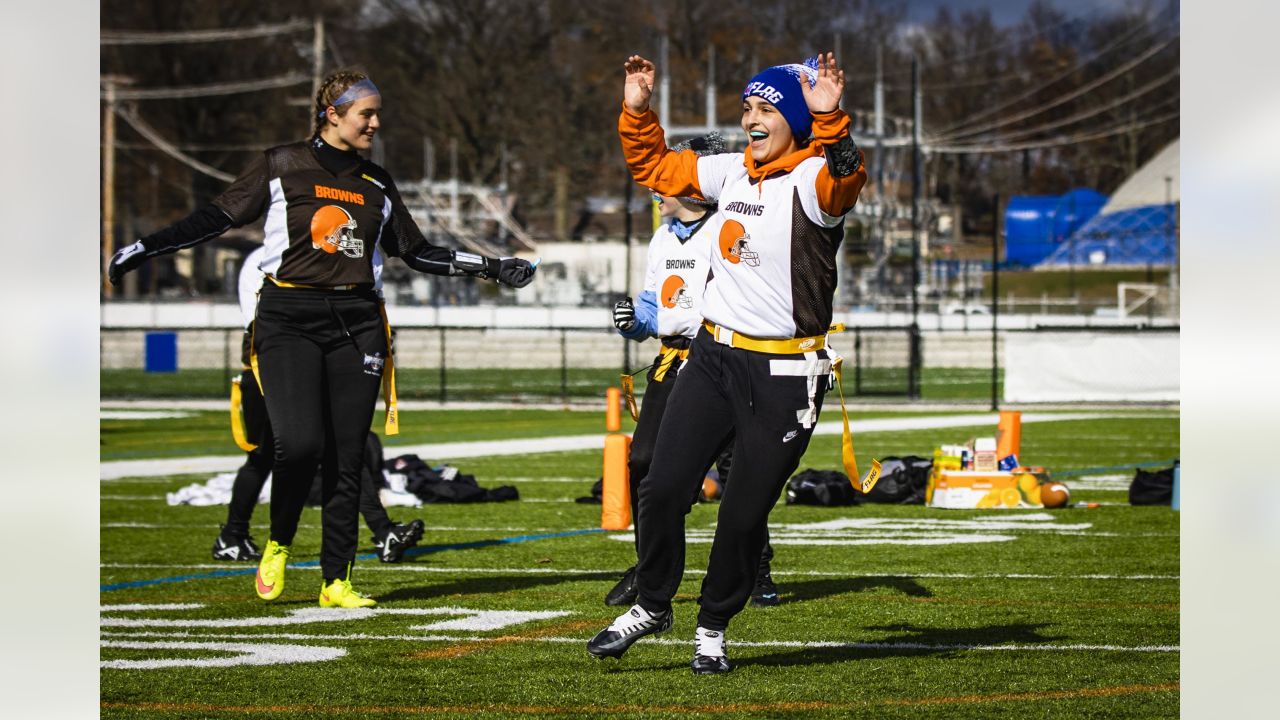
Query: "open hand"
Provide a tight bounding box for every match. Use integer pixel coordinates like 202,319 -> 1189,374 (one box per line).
800,52 -> 844,114
623,55 -> 656,114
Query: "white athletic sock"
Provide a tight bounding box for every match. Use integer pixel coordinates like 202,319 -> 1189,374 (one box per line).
695,626 -> 726,657
609,604 -> 663,632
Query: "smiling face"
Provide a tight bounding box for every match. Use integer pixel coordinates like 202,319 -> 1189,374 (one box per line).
741,95 -> 799,164
321,95 -> 381,152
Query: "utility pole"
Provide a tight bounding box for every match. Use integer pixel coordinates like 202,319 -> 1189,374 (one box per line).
310,16 -> 324,130
874,44 -> 885,304
991,193 -> 1001,411
909,58 -> 922,400
658,35 -> 670,129
101,75 -> 132,299
704,44 -> 716,129
449,138 -> 459,229
423,136 -> 435,181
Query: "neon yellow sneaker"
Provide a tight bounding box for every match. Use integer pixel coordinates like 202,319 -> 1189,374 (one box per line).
254,540 -> 289,601
319,577 -> 377,608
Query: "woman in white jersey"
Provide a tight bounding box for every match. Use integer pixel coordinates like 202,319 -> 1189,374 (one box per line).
587,52 -> 866,674
607,137 -> 783,610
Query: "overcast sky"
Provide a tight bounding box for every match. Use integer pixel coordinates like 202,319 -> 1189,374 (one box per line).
904,0 -> 1145,25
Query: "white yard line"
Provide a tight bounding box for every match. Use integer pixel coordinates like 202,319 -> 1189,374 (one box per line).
100,411 -> 1106,480
98,630 -> 1178,653
98,563 -> 1178,580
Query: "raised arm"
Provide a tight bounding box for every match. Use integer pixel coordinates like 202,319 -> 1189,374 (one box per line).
618,55 -> 706,201
801,52 -> 867,217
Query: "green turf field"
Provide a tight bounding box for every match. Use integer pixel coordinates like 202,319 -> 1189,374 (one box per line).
101,366 -> 1001,403
100,408 -> 1179,718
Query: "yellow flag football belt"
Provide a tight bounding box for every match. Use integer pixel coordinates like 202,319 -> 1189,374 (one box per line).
702,320 -> 880,494
702,320 -> 828,354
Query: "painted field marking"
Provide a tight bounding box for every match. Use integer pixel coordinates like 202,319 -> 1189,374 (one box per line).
99,528 -> 604,592
101,410 -> 195,420
100,411 -> 1110,480
99,520 -> 560,532
100,630 -> 1179,654
100,604 -> 569,632
102,603 -> 204,612
100,640 -> 344,670
608,514 -> 1103,547
100,604 -> 573,670
99,563 -> 1178,580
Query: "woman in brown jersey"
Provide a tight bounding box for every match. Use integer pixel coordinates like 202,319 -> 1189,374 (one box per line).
107,70 -> 537,608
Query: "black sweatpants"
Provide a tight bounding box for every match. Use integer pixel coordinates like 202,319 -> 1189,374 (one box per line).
635,327 -> 829,631
225,427 -> 394,541
626,344 -> 710,553
254,283 -> 386,582
626,348 -> 772,564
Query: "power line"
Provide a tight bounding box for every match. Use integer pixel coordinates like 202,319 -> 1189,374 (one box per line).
101,19 -> 310,45
949,71 -> 1178,145
929,109 -> 1178,154
105,73 -> 310,101
929,35 -> 1177,142
931,15 -> 1172,134
114,104 -> 235,182
849,7 -> 1100,81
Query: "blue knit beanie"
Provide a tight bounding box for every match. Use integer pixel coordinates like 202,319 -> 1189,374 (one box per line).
742,58 -> 819,143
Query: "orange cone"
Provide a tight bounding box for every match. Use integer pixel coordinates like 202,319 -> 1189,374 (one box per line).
601,387 -> 632,530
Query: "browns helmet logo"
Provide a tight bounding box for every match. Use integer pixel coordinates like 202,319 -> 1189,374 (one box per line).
660,275 -> 694,309
718,219 -> 760,267
310,205 -> 364,258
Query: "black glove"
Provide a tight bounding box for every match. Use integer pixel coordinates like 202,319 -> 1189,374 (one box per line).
107,240 -> 149,286
496,257 -> 536,288
613,297 -> 636,332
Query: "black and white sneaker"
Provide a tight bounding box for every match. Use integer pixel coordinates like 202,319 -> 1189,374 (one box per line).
586,604 -> 672,660
373,519 -> 425,563
604,566 -> 638,606
750,571 -> 781,607
211,533 -> 262,562
691,626 -> 731,674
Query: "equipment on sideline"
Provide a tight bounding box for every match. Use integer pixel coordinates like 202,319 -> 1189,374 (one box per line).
1040,482 -> 1071,508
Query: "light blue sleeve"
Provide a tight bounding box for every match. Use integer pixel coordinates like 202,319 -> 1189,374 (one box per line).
618,290 -> 658,341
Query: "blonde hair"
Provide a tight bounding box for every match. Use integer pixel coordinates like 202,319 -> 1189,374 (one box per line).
312,69 -> 371,136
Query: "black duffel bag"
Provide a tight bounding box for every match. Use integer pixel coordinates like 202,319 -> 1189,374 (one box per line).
1129,465 -> 1175,506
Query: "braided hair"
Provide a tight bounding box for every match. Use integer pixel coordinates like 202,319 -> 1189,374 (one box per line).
312,69 -> 371,137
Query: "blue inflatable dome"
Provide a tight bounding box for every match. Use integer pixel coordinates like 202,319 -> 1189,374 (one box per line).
1004,189 -> 1108,267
